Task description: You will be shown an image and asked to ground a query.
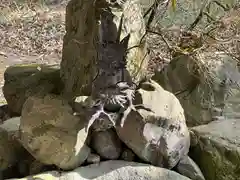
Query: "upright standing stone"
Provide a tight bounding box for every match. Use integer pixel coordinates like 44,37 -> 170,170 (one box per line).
61,0 -> 149,101
61,0 -> 98,100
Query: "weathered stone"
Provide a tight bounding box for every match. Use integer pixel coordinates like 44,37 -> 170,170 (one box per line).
0,117 -> 24,171
109,0 -> 149,83
60,0 -> 98,99
190,119 -> 240,180
0,116 -> 20,136
19,94 -> 90,170
153,53 -> 240,126
15,149 -> 49,177
120,148 -> 136,161
3,64 -> 62,114
28,160 -> 55,176
90,129 -> 122,160
116,80 -> 190,169
0,117 -> 31,179
86,153 -> 101,164
176,156 -> 205,180
0,128 -> 21,170
7,160 -> 191,180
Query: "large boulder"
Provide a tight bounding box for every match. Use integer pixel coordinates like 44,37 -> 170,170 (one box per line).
19,94 -> 90,170
150,5 -> 240,126
6,160 -> 191,180
0,117 -> 48,178
190,119 -> 240,180
3,64 -> 62,115
116,80 -> 190,169
0,104 -> 12,122
153,51 -> 240,126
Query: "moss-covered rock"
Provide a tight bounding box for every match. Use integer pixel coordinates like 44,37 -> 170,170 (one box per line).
20,94 -> 90,170
3,64 -> 63,115
190,119 -> 240,180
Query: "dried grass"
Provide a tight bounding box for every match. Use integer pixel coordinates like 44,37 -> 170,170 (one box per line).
0,0 -> 68,57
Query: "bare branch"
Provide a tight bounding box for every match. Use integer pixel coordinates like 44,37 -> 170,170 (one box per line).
146,29 -> 172,52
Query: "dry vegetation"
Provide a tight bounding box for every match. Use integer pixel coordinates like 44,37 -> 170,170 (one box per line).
0,0 -> 68,60
0,0 -> 69,102
147,4 -> 240,78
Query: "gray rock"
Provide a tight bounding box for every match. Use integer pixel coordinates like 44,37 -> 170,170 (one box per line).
0,128 -> 22,170
176,156 -> 205,180
60,0 -> 98,99
91,129 -> 122,160
190,119 -> 240,180
86,153 -> 101,164
0,105 -> 11,122
116,0 -> 150,83
120,148 -> 136,161
0,117 -> 24,171
153,53 -> 240,126
7,160 -> 191,180
116,80 -> 190,169
0,116 -> 20,134
19,94 -> 90,170
0,117 -> 35,177
3,64 -> 62,114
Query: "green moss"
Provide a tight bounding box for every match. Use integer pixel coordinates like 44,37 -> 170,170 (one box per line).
3,64 -> 63,114
190,134 -> 240,180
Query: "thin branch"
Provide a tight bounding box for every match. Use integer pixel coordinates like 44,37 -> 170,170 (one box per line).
146,29 -> 172,52
203,12 -> 216,22
209,0 -> 230,11
126,32 -> 147,51
144,0 -> 169,29
188,0 -> 208,31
